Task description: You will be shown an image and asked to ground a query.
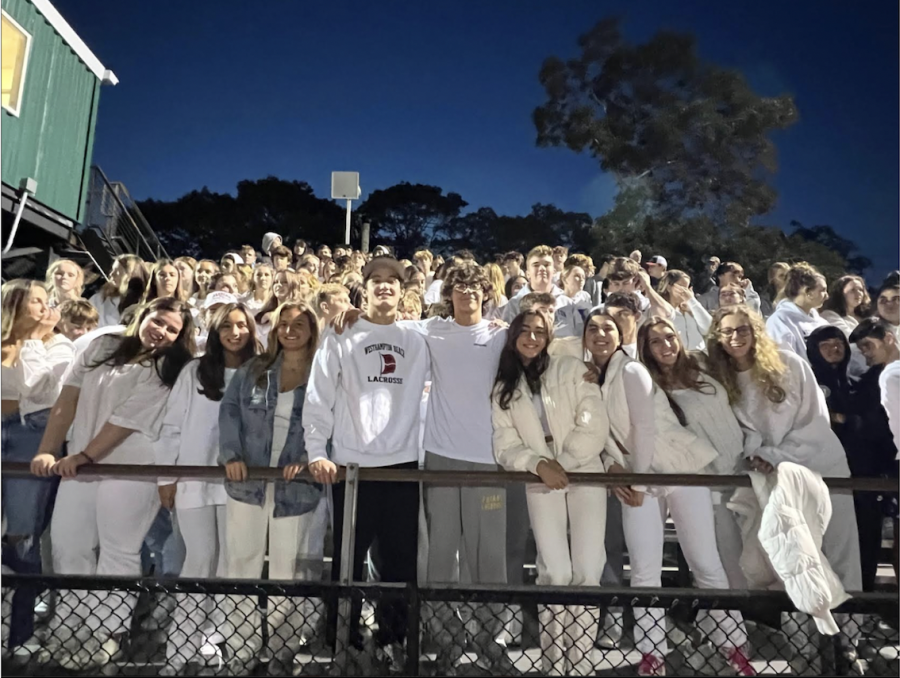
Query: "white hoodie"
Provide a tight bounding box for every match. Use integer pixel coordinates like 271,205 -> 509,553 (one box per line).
765,300 -> 829,364
304,319 -> 430,467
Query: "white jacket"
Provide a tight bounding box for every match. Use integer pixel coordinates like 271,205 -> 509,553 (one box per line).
728,463 -> 849,635
492,355 -> 609,474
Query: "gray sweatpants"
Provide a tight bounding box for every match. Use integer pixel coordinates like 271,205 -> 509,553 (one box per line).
424,452 -> 508,662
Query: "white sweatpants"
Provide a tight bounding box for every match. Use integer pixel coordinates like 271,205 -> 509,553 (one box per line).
167,504 -> 227,664
622,486 -> 747,657
221,487 -> 324,656
528,484 -> 607,675
49,479 -> 160,641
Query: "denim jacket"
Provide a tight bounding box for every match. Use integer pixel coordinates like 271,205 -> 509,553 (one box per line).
218,354 -> 322,517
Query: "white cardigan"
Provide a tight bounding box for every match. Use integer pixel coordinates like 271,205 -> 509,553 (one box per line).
492,355 -> 609,474
599,351 -> 718,475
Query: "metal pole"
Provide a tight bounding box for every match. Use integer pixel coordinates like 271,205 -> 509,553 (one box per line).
345,199 -> 352,245
335,463 -> 360,674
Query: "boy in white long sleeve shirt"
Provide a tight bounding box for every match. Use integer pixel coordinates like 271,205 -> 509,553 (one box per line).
304,257 -> 428,662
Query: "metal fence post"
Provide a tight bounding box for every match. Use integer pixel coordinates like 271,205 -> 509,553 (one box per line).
405,582 -> 420,676
334,463 -> 360,674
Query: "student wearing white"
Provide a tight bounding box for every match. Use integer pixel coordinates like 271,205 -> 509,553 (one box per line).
217,302 -> 324,674
492,310 -> 610,676
765,263 -> 829,364
88,255 -> 143,328
636,318 -> 748,589
656,271 -> 712,352
820,275 -> 871,379
582,309 -> 752,678
31,298 -> 196,670
305,257 -> 429,664
1,281 -> 74,651
603,292 -> 644,360
706,305 -> 863,663
155,302 -> 260,673
501,246 -> 567,323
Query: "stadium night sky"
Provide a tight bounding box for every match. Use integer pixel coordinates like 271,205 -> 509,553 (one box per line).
55,0 -> 898,279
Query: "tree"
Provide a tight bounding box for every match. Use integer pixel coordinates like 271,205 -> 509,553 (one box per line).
358,183 -> 467,255
788,221 -> 872,275
534,17 -> 798,228
138,177 -> 344,259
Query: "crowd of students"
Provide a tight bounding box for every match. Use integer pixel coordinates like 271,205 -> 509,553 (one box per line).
1,232 -> 898,676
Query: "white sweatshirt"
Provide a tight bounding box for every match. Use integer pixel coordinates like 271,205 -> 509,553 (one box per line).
878,360 -> 900,457
65,335 -> 170,465
303,319 -> 430,467
671,298 -> 712,352
14,335 -> 75,416
154,361 -> 231,509
88,292 -> 120,328
732,350 -> 850,477
765,300 -> 829,364
404,317 -> 506,464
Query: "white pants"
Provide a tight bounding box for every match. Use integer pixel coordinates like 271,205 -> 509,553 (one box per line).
622,486 -> 747,656
713,501 -> 748,589
221,488 -> 324,656
167,504 -> 227,664
49,479 -> 160,642
528,485 -> 607,675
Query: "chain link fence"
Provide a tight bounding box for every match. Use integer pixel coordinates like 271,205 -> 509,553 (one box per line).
2,574 -> 898,676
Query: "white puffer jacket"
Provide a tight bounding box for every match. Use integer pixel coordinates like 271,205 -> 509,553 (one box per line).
492,355 -> 609,474
728,463 -> 849,635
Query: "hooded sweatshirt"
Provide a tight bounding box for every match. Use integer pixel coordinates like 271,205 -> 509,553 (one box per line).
303,319 -> 430,467
766,300 -> 829,364
262,232 -> 282,256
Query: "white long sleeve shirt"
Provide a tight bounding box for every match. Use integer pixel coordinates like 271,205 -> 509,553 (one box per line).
765,300 -> 829,364
154,361 -> 231,509
878,360 -> 900,457
403,318 -> 506,464
671,298 -> 712,352
303,319 -> 430,467
65,335 -> 170,465
12,335 -> 75,416
732,350 -> 850,477
669,376 -> 743,476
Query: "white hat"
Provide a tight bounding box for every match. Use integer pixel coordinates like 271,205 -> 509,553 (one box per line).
224,253 -> 244,264
203,291 -> 238,309
648,255 -> 668,268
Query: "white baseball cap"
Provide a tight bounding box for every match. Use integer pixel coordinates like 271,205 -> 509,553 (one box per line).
203,291 -> 239,309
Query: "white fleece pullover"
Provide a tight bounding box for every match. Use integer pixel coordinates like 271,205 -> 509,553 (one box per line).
303,319 -> 430,467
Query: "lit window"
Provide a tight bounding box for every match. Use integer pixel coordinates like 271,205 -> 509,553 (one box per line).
2,11 -> 31,116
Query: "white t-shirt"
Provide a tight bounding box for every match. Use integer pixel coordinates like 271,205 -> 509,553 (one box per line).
879,360 -> 900,456
66,335 -> 170,465
272,390 -> 295,466
405,317 -> 506,464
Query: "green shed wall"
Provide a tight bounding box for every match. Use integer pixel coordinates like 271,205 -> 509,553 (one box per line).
1,0 -> 101,222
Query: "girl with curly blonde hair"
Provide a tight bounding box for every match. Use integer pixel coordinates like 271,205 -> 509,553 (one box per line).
706,304 -> 862,655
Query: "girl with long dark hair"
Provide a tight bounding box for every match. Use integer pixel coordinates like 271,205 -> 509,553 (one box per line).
492,310 -> 610,675
582,309 -> 752,677
155,303 -> 260,673
217,302 -> 322,674
30,297 -> 195,669
636,317 -> 748,589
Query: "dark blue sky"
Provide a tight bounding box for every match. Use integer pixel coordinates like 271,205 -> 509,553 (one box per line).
57,0 -> 898,278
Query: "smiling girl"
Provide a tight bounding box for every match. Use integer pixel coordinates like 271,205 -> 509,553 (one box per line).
155,303 -> 260,673
30,298 -> 195,669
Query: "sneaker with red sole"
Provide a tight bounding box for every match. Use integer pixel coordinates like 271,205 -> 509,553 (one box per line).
727,647 -> 757,676
637,653 -> 666,676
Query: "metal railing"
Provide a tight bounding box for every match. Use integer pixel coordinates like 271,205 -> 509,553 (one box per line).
2,462 -> 898,676
82,166 -> 168,263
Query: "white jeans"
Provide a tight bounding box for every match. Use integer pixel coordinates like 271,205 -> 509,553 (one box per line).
221,488 -> 325,656
167,504 -> 227,663
622,486 -> 747,656
49,479 -> 160,642
528,484 -> 607,675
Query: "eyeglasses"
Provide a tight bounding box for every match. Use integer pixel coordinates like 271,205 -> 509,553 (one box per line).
718,325 -> 753,339
453,283 -> 482,294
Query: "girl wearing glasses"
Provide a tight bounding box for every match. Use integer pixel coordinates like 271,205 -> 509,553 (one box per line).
581,310 -> 750,677
706,305 -> 862,668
